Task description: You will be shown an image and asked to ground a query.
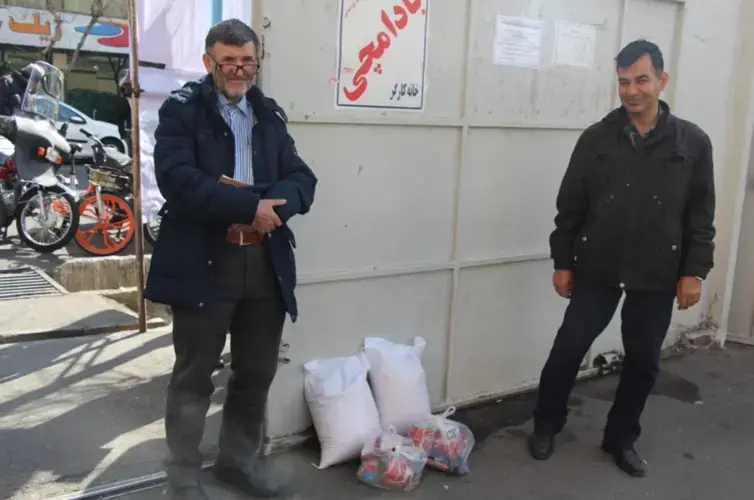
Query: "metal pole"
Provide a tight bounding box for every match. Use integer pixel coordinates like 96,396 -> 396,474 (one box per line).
53,463 -> 215,500
127,0 -> 147,333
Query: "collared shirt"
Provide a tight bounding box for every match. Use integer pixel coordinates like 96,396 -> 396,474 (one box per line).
624,106 -> 664,148
216,92 -> 256,185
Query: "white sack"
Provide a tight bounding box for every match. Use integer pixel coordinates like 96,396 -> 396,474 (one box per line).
364,337 -> 432,434
303,353 -> 382,469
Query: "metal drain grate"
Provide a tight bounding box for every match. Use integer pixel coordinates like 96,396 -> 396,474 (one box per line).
0,267 -> 65,301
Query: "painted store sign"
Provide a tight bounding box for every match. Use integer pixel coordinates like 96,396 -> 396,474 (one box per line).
0,6 -> 129,54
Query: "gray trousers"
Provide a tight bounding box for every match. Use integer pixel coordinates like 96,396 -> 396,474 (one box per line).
164,243 -> 286,487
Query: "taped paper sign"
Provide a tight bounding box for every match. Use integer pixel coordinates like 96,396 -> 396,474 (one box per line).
336,0 -> 430,110
554,21 -> 597,70
493,16 -> 544,69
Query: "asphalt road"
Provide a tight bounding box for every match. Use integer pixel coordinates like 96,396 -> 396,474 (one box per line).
0,329 -> 752,500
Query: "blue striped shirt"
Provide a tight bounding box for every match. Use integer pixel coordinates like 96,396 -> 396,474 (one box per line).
216,92 -> 256,185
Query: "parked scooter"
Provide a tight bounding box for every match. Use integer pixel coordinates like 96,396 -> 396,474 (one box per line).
0,62 -> 80,253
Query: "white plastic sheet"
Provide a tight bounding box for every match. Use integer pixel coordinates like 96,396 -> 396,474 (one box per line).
130,0 -> 253,220
132,67 -> 204,221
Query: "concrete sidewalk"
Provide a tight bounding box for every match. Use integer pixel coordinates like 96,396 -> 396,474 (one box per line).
0,328 -> 752,500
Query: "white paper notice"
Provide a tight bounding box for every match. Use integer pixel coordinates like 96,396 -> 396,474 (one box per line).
493,16 -> 544,69
554,21 -> 596,69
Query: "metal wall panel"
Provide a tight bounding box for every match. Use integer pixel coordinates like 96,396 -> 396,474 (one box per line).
257,0 -> 749,440
467,0 -> 621,127
285,123 -> 459,276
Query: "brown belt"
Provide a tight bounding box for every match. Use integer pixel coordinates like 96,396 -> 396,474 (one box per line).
226,224 -> 265,246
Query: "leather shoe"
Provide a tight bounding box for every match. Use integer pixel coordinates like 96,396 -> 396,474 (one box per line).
527,432 -> 555,460
167,484 -> 209,500
602,442 -> 646,477
214,459 -> 292,498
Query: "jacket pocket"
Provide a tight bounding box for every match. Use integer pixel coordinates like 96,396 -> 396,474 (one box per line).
150,213 -> 210,280
655,149 -> 693,210
642,212 -> 683,284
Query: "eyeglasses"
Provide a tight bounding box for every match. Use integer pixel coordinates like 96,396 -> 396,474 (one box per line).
206,53 -> 260,77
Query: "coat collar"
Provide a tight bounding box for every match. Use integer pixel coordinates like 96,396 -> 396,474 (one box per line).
603,99 -> 674,140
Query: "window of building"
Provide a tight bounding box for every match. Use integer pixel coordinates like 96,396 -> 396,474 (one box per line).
3,1 -> 48,8
62,0 -> 127,18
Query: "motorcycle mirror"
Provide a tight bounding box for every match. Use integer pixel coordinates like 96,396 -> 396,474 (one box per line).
42,72 -> 63,97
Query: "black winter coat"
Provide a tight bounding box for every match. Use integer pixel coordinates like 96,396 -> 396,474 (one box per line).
144,76 -> 317,321
549,102 -> 715,291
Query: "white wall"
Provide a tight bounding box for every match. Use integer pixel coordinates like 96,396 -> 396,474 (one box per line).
722,0 -> 754,344
253,0 -> 752,440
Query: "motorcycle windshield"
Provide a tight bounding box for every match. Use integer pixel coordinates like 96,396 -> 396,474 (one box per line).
19,62 -> 64,122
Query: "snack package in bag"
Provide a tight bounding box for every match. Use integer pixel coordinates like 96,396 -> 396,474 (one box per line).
408,407 -> 475,476
357,427 -> 428,492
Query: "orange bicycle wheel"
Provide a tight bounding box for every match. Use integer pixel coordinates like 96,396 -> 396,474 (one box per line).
75,193 -> 136,256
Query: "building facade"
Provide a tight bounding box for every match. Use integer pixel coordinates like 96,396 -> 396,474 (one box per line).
0,0 -> 129,93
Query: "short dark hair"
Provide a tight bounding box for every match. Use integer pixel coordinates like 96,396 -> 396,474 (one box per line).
205,19 -> 259,54
616,39 -> 664,76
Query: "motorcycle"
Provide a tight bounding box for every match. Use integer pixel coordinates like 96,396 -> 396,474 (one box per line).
0,62 -> 79,253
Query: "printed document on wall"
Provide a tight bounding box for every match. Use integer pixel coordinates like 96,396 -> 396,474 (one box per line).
493,16 -> 544,69
554,21 -> 596,70
335,0 -> 430,110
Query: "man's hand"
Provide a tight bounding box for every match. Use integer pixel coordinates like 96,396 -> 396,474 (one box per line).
677,277 -> 702,310
553,270 -> 574,298
252,199 -> 286,233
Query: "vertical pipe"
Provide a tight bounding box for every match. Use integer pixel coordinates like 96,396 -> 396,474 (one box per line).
212,0 -> 223,25
443,0 -> 475,405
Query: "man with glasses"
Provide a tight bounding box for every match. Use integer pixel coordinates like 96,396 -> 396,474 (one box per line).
145,19 -> 317,499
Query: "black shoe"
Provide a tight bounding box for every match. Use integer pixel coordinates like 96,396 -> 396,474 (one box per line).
214,460 -> 292,498
528,432 -> 555,460
167,484 -> 209,500
601,443 -> 646,477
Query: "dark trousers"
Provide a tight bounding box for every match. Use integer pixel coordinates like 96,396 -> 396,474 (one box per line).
533,281 -> 675,448
165,243 -> 286,487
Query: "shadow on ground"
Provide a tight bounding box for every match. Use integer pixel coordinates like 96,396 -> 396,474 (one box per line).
0,331 -> 228,499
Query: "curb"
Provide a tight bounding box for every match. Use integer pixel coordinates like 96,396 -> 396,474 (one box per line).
0,317 -> 168,344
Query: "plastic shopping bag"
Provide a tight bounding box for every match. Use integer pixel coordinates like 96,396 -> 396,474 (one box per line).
303,353 -> 382,469
357,427 -> 428,492
364,337 -> 432,434
408,407 -> 475,476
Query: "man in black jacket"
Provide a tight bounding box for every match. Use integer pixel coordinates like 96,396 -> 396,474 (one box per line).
144,19 -> 316,499
527,40 -> 715,477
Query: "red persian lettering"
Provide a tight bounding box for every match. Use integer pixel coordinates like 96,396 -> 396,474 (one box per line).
402,0 -> 422,15
342,0 -> 424,102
